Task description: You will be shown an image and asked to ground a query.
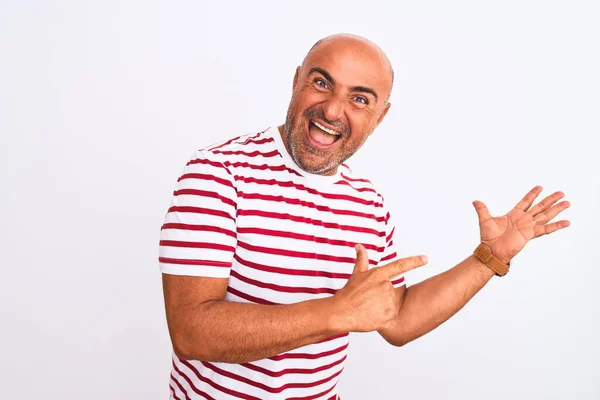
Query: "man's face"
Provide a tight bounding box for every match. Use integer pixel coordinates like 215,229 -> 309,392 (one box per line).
282,39 -> 392,176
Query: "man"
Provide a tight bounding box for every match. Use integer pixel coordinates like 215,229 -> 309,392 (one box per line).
159,34 -> 570,399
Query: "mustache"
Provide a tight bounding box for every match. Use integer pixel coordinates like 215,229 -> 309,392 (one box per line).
304,107 -> 349,135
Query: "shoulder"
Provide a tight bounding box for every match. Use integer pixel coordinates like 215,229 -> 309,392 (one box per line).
336,163 -> 387,205
201,127 -> 274,157
187,127 -> 275,168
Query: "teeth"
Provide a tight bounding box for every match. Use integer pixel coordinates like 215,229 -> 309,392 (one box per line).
312,120 -> 341,136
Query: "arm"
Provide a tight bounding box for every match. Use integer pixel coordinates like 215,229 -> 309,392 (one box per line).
378,255 -> 493,346
163,248 -> 427,364
378,186 -> 570,346
160,150 -> 427,363
163,274 -> 343,363
160,150 -> 340,363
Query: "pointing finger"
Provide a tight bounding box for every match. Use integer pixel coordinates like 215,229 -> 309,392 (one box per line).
381,255 -> 428,280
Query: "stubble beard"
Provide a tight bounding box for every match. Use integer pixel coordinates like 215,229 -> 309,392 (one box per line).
283,105 -> 369,176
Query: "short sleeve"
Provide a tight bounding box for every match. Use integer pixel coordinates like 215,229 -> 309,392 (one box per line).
378,209 -> 406,288
158,150 -> 238,278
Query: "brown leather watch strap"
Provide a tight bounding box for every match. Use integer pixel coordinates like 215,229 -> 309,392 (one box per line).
473,243 -> 510,277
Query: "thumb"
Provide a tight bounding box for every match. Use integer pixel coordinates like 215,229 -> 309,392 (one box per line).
472,200 -> 491,224
352,244 -> 369,274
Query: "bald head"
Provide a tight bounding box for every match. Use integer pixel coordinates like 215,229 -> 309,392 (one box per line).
280,33 -> 395,176
302,34 -> 394,102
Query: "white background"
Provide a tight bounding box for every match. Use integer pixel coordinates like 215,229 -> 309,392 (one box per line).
1,1 -> 599,399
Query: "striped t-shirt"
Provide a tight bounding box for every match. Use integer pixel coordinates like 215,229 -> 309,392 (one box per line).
159,126 -> 405,400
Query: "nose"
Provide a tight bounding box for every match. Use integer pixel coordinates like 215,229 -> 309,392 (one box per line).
322,95 -> 344,123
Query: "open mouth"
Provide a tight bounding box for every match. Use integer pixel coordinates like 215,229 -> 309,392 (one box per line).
306,119 -> 342,150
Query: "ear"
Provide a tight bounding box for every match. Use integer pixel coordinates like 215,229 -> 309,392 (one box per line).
292,66 -> 301,91
370,102 -> 392,136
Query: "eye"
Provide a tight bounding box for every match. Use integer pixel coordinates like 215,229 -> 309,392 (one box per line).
314,78 -> 329,89
353,96 -> 368,105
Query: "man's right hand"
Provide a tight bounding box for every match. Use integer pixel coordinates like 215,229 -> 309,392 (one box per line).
332,244 -> 428,333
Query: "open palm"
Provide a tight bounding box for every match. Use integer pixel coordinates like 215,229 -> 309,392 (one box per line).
472,186 -> 571,264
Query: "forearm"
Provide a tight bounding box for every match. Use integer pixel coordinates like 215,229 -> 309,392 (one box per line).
380,254 -> 495,346
170,296 -> 344,363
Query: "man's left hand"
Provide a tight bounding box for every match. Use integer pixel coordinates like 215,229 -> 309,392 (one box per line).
472,186 -> 571,264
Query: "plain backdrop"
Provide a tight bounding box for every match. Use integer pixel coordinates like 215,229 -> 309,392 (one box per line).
1,1 -> 599,399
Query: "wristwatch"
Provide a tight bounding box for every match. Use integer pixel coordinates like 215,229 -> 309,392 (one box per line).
473,243 -> 510,277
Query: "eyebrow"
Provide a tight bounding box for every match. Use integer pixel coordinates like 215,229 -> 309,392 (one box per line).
308,67 -> 379,103
351,85 -> 379,103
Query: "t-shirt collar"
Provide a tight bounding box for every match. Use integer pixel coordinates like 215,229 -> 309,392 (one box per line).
268,125 -> 342,186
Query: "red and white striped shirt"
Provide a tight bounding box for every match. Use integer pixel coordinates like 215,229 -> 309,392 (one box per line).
159,126 -> 404,400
